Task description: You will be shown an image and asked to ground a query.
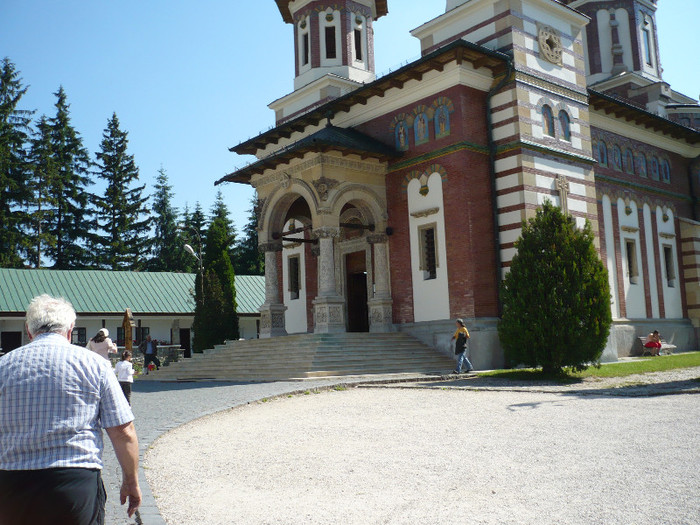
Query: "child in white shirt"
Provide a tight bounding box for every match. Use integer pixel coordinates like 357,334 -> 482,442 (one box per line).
115,350 -> 135,405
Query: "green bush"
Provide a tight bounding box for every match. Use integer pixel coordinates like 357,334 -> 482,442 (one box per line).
498,201 -> 612,373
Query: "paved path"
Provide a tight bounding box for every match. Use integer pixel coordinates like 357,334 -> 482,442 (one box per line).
104,376 -> 431,524
104,368 -> 700,524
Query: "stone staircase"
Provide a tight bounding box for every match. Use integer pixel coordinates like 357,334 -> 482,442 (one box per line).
139,332 -> 455,381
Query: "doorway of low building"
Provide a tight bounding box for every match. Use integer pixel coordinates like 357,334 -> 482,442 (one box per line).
1,331 -> 22,353
346,251 -> 369,332
179,328 -> 192,358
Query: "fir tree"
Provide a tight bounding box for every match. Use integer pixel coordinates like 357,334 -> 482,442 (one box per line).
44,86 -> 92,269
0,58 -> 33,267
235,196 -> 264,276
498,201 -> 612,374
26,116 -> 57,267
181,202 -> 207,273
209,190 -> 237,269
149,167 -> 188,272
92,113 -> 151,270
192,215 -> 238,352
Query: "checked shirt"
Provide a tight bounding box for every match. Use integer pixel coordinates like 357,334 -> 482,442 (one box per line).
0,332 -> 134,471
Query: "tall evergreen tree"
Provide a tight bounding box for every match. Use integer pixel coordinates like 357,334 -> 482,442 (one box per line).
44,86 -> 92,269
192,215 -> 239,352
209,190 -> 237,268
181,202 -> 207,273
0,58 -> 33,267
92,113 -> 150,270
234,196 -> 264,276
26,115 -> 57,267
149,167 -> 188,272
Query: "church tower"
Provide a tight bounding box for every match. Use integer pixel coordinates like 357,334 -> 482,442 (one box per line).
564,0 -> 662,85
271,0 -> 388,124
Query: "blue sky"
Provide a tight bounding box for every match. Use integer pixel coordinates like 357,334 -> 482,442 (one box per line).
1,1 -> 697,232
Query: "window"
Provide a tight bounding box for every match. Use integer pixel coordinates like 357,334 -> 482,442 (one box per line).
650,156 -> 660,181
598,142 -> 608,167
354,29 -> 363,61
135,327 -> 149,345
325,26 -> 337,59
302,32 -> 310,66
625,239 -> 639,284
419,225 -> 438,280
624,149 -> 635,174
642,21 -> 653,66
558,110 -> 571,141
663,245 -> 676,287
660,159 -> 671,183
288,256 -> 300,300
542,105 -> 555,137
612,145 -> 622,171
71,327 -> 87,346
117,327 -> 125,346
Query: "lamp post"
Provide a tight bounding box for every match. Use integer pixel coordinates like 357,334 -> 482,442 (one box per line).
180,227 -> 204,304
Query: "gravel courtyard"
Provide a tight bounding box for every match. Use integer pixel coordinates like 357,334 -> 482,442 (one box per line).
145,386 -> 700,525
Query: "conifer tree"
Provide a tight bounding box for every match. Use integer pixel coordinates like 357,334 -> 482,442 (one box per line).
498,201 -> 612,373
209,190 -> 237,269
235,196 -> 264,276
26,116 -> 57,267
0,58 -> 33,267
92,113 -> 151,270
181,202 -> 207,273
192,215 -> 239,352
149,167 -> 188,272
44,86 -> 92,269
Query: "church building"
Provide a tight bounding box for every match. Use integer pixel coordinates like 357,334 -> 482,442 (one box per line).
217,0 -> 700,367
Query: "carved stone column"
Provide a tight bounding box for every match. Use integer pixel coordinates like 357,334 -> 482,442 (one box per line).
258,242 -> 287,338
312,227 -> 346,334
367,234 -> 394,333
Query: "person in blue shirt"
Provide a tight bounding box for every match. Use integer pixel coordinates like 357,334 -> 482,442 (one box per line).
0,294 -> 142,524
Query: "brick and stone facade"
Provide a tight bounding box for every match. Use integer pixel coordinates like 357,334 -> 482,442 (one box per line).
217,0 -> 700,366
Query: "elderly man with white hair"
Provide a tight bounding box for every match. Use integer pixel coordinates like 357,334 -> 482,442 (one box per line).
0,294 -> 141,524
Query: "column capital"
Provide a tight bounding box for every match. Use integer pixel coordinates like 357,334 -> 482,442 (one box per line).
366,233 -> 388,244
313,227 -> 340,239
258,241 -> 283,253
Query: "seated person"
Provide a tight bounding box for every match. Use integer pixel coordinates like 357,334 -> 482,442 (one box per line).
644,330 -> 662,356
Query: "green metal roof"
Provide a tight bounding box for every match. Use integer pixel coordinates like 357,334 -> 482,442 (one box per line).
0,269 -> 265,316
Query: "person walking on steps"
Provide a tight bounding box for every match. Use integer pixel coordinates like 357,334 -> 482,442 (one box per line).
138,335 -> 160,374
452,318 -> 473,374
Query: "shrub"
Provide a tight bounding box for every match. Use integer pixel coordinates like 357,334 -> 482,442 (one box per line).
498,201 -> 612,373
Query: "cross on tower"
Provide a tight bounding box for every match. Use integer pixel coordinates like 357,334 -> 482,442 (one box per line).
556,174 -> 570,215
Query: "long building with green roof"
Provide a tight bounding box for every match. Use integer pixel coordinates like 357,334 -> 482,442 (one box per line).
0,269 -> 265,354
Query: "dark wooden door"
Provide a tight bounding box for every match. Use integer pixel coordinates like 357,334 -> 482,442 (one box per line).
179,328 -> 192,358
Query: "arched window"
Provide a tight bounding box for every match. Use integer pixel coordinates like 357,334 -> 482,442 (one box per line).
598,141 -> 608,167
650,156 -> 660,181
660,159 -> 671,183
558,110 -> 571,141
612,145 -> 622,171
542,105 -> 555,137
624,149 -> 635,174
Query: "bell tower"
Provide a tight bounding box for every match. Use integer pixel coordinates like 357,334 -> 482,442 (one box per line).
271,0 -> 388,124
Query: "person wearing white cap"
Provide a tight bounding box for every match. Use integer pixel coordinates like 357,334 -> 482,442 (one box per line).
87,328 -> 117,361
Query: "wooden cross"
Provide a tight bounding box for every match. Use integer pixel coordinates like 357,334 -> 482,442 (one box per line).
556,174 -> 570,215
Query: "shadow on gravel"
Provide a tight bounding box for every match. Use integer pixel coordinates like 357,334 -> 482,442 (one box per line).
562,378 -> 700,398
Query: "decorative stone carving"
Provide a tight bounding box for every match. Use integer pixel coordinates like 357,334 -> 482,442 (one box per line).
313,227 -> 340,239
410,207 -> 440,219
258,241 -> 283,254
366,234 -> 388,244
621,226 -> 639,233
659,232 -> 675,239
313,298 -> 346,334
556,175 -> 569,215
368,298 -> 393,333
538,25 -> 563,65
312,176 -> 339,201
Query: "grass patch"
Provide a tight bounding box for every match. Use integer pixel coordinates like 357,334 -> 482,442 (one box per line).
478,352 -> 700,381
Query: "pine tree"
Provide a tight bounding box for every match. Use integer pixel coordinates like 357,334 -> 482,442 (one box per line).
192,215 -> 239,352
0,58 -> 33,267
498,201 -> 612,373
44,86 -> 93,269
92,113 -> 151,270
26,115 -> 57,267
149,167 -> 188,272
209,190 -> 237,269
181,202 -> 207,273
234,196 -> 264,276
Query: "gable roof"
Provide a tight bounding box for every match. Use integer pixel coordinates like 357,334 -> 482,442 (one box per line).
216,124 -> 399,185
0,269 -> 265,316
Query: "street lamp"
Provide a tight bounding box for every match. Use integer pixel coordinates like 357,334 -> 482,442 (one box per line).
180,227 -> 204,304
